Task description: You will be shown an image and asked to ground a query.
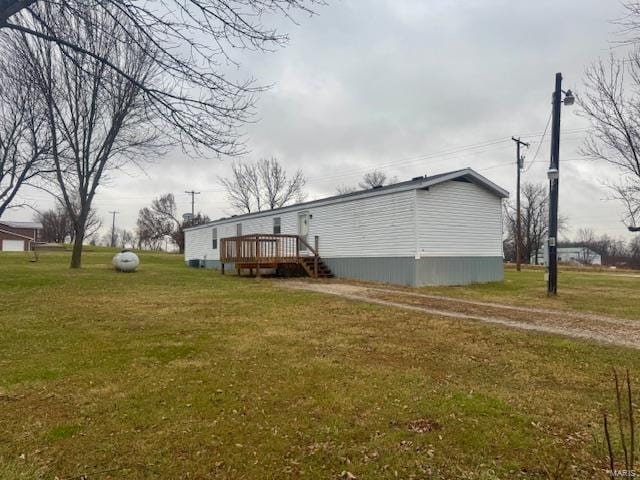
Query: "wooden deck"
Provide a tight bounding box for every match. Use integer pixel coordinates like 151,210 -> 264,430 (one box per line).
220,234 -> 333,278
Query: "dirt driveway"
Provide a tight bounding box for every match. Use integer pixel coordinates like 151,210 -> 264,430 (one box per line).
281,280 -> 640,349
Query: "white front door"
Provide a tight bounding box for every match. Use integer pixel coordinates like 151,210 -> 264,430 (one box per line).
2,239 -> 25,251
297,212 -> 310,251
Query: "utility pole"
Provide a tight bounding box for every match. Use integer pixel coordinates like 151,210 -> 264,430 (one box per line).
108,211 -> 119,248
547,74 -> 562,295
184,190 -> 200,223
512,137 -> 529,272
546,72 -> 574,295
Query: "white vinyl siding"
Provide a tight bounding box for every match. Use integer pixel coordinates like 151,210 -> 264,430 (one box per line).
184,228 -> 210,260
184,177 -> 505,262
305,191 -> 415,257
184,190 -> 416,261
416,181 -> 503,257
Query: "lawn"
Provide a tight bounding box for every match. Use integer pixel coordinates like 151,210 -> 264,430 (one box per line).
1,251 -> 640,479
418,265 -> 640,320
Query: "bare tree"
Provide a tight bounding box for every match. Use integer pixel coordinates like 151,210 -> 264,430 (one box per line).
137,195 -> 179,251
358,170 -> 397,189
219,162 -> 257,214
579,54 -> 640,227
36,205 -> 73,243
569,228 -> 598,265
137,193 -> 208,253
257,158 -> 306,210
35,199 -> 100,244
219,158 -> 306,214
119,229 -> 134,249
7,7 -> 164,268
0,47 -> 50,217
0,0 -> 321,154
504,183 -> 567,264
335,171 -> 397,194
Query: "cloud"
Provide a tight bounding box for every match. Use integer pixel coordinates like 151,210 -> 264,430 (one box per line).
4,0 -> 634,241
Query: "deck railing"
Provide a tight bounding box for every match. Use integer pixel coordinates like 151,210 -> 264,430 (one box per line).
220,234 -> 319,276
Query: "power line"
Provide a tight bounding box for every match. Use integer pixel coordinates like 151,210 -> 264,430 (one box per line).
524,112 -> 553,173
306,129 -> 588,184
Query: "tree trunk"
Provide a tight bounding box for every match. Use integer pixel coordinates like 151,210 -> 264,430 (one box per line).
70,229 -> 84,268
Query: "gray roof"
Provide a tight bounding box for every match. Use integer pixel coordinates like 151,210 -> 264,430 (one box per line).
0,220 -> 43,229
185,167 -> 509,232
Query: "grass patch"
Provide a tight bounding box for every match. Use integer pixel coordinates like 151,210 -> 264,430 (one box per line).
417,265 -> 640,319
47,425 -> 81,441
144,343 -> 198,363
0,251 -> 638,478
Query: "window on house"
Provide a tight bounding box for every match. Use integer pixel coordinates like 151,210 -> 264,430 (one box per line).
273,217 -> 281,234
236,223 -> 242,236
212,228 -> 218,249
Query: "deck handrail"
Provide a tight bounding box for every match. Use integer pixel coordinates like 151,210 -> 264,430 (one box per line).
220,234 -> 318,265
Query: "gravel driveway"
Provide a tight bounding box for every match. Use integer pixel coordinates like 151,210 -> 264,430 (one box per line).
281,280 -> 640,349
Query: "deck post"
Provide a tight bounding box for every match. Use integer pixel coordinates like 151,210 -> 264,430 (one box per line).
221,263 -> 225,275
255,235 -> 261,278
314,235 -> 319,278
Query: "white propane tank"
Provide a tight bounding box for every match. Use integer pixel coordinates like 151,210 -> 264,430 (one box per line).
113,250 -> 140,272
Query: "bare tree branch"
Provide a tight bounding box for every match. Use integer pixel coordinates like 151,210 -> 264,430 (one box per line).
0,0 -> 323,154
219,157 -> 306,213
358,170 -> 397,189
0,43 -> 51,217
579,6 -> 640,227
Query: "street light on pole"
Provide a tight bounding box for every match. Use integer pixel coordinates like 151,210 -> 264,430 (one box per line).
546,72 -> 575,295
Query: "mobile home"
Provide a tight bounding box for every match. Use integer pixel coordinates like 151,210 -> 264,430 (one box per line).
184,168 -> 508,286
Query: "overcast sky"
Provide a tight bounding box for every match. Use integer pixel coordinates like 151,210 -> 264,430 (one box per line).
6,0 -> 635,241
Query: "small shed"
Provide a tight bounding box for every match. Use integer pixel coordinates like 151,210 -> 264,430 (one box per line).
184,168 -> 508,286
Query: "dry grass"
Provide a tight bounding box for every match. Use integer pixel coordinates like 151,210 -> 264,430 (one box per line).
414,265 -> 640,320
1,251 -> 640,479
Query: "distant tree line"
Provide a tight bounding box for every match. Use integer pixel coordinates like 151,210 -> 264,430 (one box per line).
503,183 -> 640,268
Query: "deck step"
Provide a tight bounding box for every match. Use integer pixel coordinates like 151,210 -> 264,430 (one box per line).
299,257 -> 334,279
